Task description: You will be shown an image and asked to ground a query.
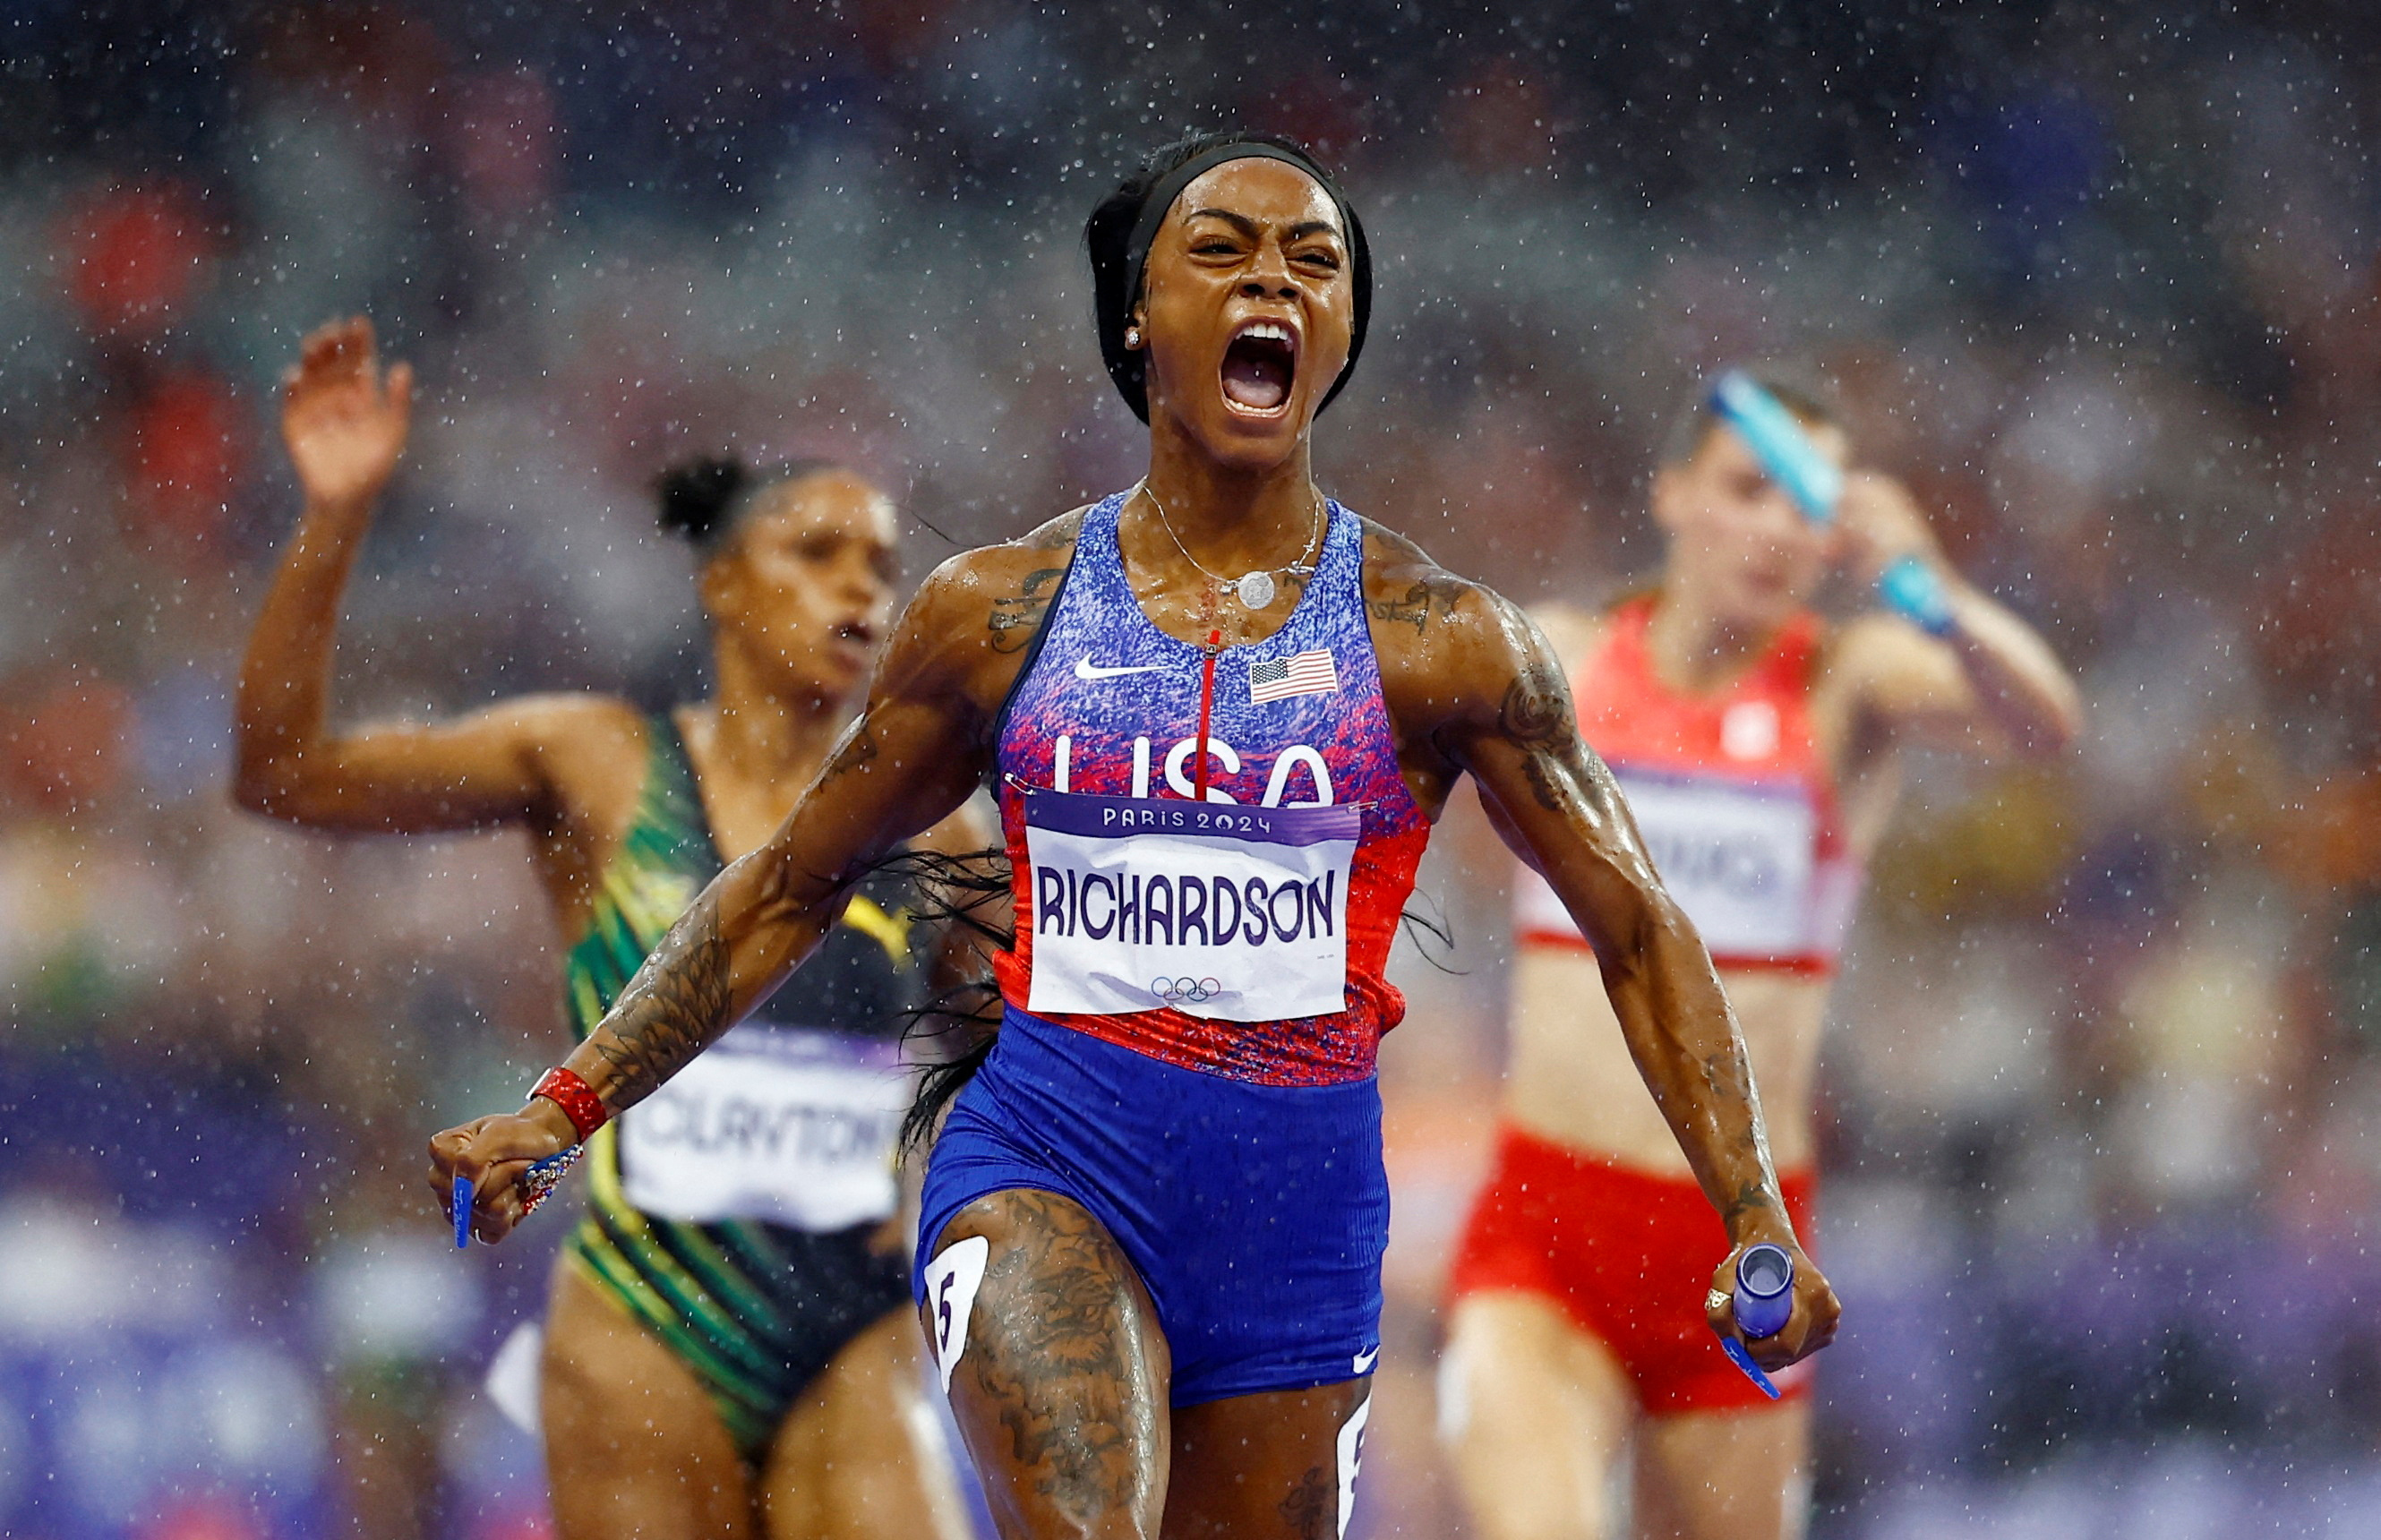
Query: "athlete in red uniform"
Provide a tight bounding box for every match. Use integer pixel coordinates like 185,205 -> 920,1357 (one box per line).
429,141 -> 1842,1538
1442,372 -> 2082,1540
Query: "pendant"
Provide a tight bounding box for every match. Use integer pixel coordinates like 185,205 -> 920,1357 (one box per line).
1235,570 -> 1276,610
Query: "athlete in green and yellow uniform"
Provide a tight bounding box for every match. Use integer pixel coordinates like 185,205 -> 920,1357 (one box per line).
562,714 -> 926,1459
235,317 -> 974,1540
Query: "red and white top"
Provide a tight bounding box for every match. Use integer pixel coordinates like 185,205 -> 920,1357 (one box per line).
1513,596 -> 1859,976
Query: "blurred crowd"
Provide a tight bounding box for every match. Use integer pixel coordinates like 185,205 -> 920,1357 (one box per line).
8,2 -> 2381,1536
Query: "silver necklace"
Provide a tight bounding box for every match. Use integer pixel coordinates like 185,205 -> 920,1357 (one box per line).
1135,481 -> 1324,612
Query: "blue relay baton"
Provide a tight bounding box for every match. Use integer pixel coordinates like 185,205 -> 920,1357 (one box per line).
453,1175 -> 474,1249
1717,1242 -> 1795,1399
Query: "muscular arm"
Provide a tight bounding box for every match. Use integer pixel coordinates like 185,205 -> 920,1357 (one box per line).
1370,530 -> 1834,1360
1417,595 -> 1786,1240
568,676 -> 985,1110
436,521 -> 1081,1220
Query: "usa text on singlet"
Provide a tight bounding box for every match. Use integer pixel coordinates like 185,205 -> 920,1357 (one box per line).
990,489 -> 1430,1086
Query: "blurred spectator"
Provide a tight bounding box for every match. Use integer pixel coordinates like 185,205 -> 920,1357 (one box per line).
58,181 -> 215,342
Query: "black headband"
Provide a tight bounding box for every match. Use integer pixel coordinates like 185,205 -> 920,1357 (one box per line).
1109,142 -> 1372,421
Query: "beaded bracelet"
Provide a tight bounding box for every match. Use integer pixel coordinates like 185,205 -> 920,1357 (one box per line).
530,1065 -> 611,1142
453,1144 -> 586,1248
516,1144 -> 585,1219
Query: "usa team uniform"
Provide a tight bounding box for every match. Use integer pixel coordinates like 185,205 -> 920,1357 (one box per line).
1449,596 -> 1845,1412
917,490 -> 1428,1404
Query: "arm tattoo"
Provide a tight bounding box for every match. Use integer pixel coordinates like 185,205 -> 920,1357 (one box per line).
587,891 -> 733,1108
1520,753 -> 1572,815
1705,1051 -> 1775,1218
1702,1048 -> 1751,1102
989,568 -> 1065,654
1498,663 -> 1575,747
1029,517 -> 1083,552
1726,1178 -> 1777,1221
1501,658 -> 1589,812
819,720 -> 879,782
1367,574 -> 1467,632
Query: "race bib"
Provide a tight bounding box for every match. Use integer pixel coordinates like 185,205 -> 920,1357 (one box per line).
619,1024 -> 906,1232
1515,769 -> 1817,959
1022,788 -> 1358,1022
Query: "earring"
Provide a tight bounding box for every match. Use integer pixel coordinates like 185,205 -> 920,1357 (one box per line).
1125,325 -> 1143,348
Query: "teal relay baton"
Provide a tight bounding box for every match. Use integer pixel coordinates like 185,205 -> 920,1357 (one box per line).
1709,371 -> 1954,637
1709,371 -> 1842,523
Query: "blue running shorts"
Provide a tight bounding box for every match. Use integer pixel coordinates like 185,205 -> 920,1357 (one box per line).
917,1005 -> 1388,1405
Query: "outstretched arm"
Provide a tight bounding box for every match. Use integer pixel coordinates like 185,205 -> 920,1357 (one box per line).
431,548 -> 1025,1238
234,315 -> 579,833
573,684 -> 984,1110
1386,567 -> 1837,1367
1448,610 -> 1785,1233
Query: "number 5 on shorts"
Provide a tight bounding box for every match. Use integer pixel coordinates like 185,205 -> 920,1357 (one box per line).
922,1236 -> 990,1394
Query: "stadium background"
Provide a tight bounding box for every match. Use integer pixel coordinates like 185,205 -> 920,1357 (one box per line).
6,2 -> 2381,1535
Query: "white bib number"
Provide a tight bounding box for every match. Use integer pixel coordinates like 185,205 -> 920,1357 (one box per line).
619,1025 -> 906,1232
922,1236 -> 990,1394
1516,768 -> 1818,959
1023,788 -> 1358,1022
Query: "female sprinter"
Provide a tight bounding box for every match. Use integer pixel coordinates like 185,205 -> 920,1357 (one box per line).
1441,372 -> 2082,1540
236,318 -> 972,1540
428,134 -> 1842,1539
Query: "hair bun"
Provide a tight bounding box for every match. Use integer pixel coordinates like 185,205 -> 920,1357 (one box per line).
655,457 -> 749,543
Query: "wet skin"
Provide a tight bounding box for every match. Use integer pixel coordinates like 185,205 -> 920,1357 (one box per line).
236,318 -> 972,1540
429,160 -> 1842,1538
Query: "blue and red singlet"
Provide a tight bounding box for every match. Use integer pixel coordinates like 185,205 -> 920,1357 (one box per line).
917,489 -> 1427,1405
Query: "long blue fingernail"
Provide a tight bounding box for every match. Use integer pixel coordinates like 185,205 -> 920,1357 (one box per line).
453,1175 -> 473,1249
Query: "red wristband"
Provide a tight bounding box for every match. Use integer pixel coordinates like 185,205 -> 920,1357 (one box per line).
530,1066 -> 610,1142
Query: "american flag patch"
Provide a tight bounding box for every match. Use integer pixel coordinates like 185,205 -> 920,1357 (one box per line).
1248,649 -> 1339,705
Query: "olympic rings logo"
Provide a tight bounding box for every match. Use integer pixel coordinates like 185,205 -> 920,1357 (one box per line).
1150,977 -> 1222,1005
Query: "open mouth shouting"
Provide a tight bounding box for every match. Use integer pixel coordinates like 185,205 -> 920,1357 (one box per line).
1220,318 -> 1298,415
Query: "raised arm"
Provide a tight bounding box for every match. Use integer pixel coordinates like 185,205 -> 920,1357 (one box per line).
1831,471 -> 2084,758
233,316 -> 594,833
1385,563 -> 1837,1368
431,545 -> 1030,1238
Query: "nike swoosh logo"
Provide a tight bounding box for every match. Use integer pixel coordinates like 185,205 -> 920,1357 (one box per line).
1353,1347 -> 1380,1375
1074,658 -> 1166,680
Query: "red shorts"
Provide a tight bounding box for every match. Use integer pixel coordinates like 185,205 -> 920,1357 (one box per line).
1447,1123 -> 1818,1414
